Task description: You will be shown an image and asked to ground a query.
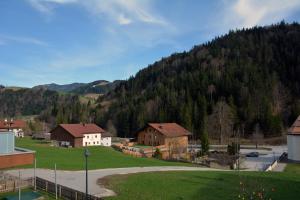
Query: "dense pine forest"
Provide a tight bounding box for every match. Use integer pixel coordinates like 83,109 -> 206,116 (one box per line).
97,22 -> 300,140
1,22 -> 300,141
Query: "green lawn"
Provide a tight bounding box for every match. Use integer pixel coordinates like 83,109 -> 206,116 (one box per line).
15,137 -> 192,170
284,163 -> 300,174
104,164 -> 300,200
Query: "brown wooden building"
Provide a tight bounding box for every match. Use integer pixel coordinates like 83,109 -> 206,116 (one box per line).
50,124 -> 107,147
137,123 -> 191,150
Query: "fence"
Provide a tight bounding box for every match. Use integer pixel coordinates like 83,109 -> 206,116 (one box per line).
0,177 -> 33,193
264,152 -> 287,171
36,177 -> 102,200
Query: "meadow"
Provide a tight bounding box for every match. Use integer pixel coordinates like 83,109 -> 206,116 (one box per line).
103,165 -> 300,200
16,137 -> 192,170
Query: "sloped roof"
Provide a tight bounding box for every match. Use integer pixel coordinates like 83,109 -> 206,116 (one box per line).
148,123 -> 191,137
0,120 -> 26,129
288,116 -> 300,135
57,124 -> 106,138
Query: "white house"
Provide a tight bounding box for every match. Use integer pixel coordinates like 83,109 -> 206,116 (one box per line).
51,123 -> 112,147
0,119 -> 25,138
287,116 -> 300,162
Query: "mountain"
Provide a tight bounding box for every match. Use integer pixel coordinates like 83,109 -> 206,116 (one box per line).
33,80 -> 121,95
2,22 -> 300,141
33,83 -> 86,93
97,22 -> 300,139
71,80 -> 121,94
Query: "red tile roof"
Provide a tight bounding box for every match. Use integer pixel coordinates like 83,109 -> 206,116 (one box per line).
148,123 -> 191,137
0,120 -> 26,129
288,116 -> 300,135
57,124 -> 106,138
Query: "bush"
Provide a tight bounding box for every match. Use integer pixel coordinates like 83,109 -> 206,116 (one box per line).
153,148 -> 162,159
227,142 -> 240,155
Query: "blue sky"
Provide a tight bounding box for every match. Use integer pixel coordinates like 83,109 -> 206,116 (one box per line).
1,0 -> 300,87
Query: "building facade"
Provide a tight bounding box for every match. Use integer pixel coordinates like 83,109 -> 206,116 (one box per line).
137,123 -> 191,151
51,124 -> 112,147
0,131 -> 35,169
0,119 -> 26,137
287,116 -> 300,161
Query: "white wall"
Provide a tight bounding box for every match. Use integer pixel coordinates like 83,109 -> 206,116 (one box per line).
11,128 -> 24,138
82,133 -> 101,146
101,137 -> 111,147
287,135 -> 300,161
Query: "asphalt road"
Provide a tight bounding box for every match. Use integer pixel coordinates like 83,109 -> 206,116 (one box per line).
6,166 -> 221,198
240,145 -> 287,171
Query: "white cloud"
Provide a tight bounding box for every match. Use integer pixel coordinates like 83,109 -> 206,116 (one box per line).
27,0 -> 168,26
227,0 -> 300,28
0,34 -> 48,46
118,14 -> 132,25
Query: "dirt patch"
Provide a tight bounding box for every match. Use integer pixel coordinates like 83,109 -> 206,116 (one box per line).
97,174 -> 130,190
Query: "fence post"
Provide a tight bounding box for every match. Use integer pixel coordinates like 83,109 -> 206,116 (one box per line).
59,185 -> 61,197
46,181 -> 48,192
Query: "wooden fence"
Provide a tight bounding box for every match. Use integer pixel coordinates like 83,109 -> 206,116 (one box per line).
0,177 -> 33,193
36,177 -> 102,200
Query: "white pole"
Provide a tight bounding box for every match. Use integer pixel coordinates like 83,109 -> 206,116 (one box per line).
55,163 -> 57,199
18,170 -> 21,200
34,158 -> 36,191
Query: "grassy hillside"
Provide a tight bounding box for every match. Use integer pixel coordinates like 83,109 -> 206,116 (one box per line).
104,166 -> 300,200
16,137 -> 192,170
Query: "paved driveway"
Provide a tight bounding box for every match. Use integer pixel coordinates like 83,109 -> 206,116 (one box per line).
240,145 -> 287,171
6,166 -> 221,198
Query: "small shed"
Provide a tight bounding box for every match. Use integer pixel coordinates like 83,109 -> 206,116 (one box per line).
0,131 -> 15,154
287,116 -> 300,161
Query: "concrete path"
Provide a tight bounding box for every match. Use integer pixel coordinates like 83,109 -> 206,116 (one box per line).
273,163 -> 287,172
5,166 -> 221,198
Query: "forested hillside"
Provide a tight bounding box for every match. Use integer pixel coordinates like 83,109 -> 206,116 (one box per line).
97,22 -> 300,140
0,88 -> 92,127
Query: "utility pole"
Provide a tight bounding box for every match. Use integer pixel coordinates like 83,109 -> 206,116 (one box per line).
55,163 -> 57,199
18,171 -> 21,200
84,148 -> 90,200
34,158 -> 36,191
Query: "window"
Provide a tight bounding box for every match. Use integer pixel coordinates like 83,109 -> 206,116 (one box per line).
85,142 -> 87,146
97,141 -> 99,144
87,136 -> 89,139
95,135 -> 97,138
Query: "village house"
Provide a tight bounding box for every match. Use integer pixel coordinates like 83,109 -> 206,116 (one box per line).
287,116 -> 300,162
137,123 -> 191,157
50,123 -> 112,147
0,119 -> 26,138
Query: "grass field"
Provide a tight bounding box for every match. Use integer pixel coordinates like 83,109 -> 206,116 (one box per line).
103,164 -> 300,200
284,163 -> 300,174
15,137 -> 192,170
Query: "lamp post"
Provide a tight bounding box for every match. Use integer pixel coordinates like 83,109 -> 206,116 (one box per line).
84,148 -> 90,200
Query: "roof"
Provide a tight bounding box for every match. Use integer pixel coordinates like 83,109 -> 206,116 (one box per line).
54,124 -> 106,138
0,120 -> 26,129
147,123 -> 191,137
288,116 -> 300,135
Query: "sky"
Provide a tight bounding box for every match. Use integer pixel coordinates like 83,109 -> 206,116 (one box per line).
0,0 -> 300,87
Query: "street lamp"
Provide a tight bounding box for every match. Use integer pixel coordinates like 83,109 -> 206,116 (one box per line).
84,148 -> 91,200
